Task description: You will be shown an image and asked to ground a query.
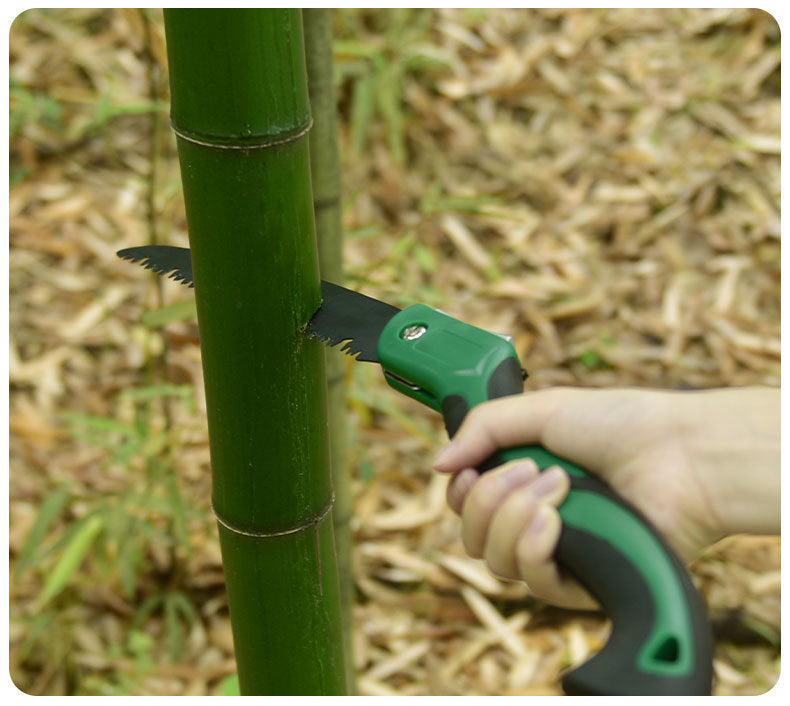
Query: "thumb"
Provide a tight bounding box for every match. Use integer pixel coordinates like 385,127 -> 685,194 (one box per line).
433,388 -> 571,473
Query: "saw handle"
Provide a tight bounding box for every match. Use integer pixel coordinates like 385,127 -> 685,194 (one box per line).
442,360 -> 713,695
378,305 -> 712,695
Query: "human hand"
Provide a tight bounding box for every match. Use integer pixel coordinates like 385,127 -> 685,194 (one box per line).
433,386 -> 780,609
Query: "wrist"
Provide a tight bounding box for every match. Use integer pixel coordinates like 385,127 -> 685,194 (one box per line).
680,387 -> 780,538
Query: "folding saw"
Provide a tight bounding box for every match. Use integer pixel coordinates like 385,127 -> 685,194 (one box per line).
118,245 -> 713,695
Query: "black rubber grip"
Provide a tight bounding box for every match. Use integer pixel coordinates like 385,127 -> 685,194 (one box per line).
441,359 -> 713,695
557,479 -> 713,695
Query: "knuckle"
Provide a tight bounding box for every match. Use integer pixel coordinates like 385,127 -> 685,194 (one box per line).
483,543 -> 515,581
462,532 -> 482,558
464,475 -> 499,515
515,540 -> 538,571
525,582 -> 555,604
515,528 -> 549,568
485,557 -> 510,581
461,403 -> 489,434
446,473 -> 465,510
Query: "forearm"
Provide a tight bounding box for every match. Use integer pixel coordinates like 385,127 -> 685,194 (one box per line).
681,386 -> 780,537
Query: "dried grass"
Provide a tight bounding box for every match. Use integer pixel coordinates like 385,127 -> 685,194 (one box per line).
9,8 -> 780,696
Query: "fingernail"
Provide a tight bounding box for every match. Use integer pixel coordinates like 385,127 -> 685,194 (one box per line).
502,460 -> 538,482
433,441 -> 458,470
528,506 -> 549,535
447,468 -> 478,514
531,468 -> 563,497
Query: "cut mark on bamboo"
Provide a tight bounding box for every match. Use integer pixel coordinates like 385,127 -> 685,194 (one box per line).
171,117 -> 313,150
212,493 -> 334,538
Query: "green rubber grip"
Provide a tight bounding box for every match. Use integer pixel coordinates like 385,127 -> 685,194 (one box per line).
378,304 -> 713,696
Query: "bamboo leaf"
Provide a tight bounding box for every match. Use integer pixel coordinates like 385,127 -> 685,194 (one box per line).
9,81 -> 63,138
116,528 -> 145,598
62,412 -> 137,436
333,39 -> 382,58
119,383 -> 194,402
401,52 -> 452,72
130,592 -> 165,633
219,673 -> 241,696
419,188 -> 503,215
61,412 -> 145,466
413,243 -> 437,273
131,515 -> 175,544
126,629 -> 155,673
37,511 -> 92,562
17,611 -> 54,663
141,298 -> 197,328
350,74 -> 376,155
133,402 -> 149,441
578,349 -> 614,371
169,590 -> 199,624
13,487 -> 70,581
120,383 -> 196,415
140,431 -> 168,460
36,514 -> 104,608
90,521 -> 112,577
165,471 -> 191,555
164,592 -> 184,661
740,615 -> 781,647
345,225 -> 381,240
377,63 -> 406,163
332,58 -> 371,87
391,231 -> 416,260
92,94 -> 167,124
10,165 -> 31,187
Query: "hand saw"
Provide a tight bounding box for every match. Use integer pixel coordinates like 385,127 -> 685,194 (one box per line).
118,245 -> 713,695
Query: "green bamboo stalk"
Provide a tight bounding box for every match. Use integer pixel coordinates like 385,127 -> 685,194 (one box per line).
302,8 -> 355,692
162,9 -> 347,695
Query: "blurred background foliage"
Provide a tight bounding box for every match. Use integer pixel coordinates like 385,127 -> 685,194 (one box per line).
9,8 -> 780,696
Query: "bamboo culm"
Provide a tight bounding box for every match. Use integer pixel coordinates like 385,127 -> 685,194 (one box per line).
302,8 -> 356,694
162,9 -> 347,695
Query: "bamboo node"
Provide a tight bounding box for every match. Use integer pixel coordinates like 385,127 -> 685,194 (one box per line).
171,116 -> 313,150
211,493 -> 334,538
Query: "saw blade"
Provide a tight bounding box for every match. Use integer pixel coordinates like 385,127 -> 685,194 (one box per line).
305,281 -> 400,362
117,245 -> 194,287
116,244 -> 399,362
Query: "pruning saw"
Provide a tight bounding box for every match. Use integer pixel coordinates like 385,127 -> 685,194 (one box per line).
117,244 -> 713,696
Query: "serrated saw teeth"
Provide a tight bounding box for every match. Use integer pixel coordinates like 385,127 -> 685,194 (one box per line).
117,246 -> 195,288
117,245 -> 397,363
305,330 -> 363,358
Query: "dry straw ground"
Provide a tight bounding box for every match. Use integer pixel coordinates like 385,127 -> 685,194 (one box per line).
9,8 -> 780,696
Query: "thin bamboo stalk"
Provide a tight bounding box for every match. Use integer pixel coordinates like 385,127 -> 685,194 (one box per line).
302,8 -> 355,693
162,9 -> 347,695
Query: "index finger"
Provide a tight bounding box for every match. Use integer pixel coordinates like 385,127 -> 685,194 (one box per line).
433,388 -> 570,473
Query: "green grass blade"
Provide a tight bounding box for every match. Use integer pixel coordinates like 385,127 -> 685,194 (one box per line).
170,591 -> 199,623
36,513 -> 104,608
333,39 -> 381,59
16,611 -> 55,663
377,63 -> 406,163
13,487 -> 70,581
165,472 -> 191,556
62,412 -> 137,436
219,673 -> 241,696
120,383 -> 195,414
350,74 -> 376,155
130,592 -> 165,633
116,530 -> 145,598
141,298 -> 197,328
164,592 -> 185,661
